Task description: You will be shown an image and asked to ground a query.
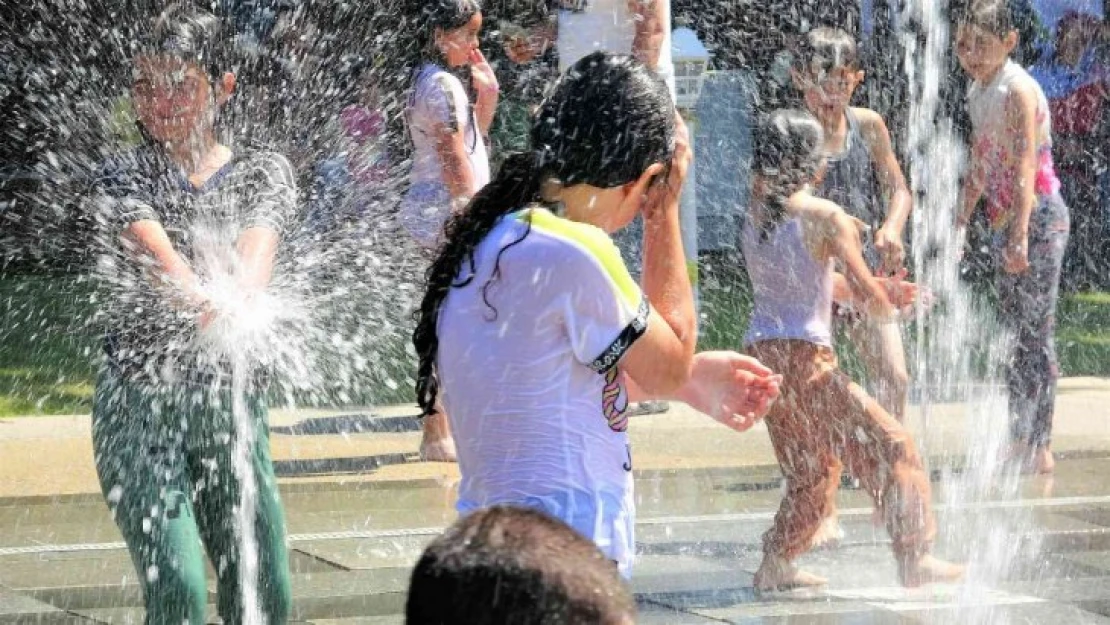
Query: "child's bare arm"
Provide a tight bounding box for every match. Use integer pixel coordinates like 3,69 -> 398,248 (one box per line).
1001,80 -> 1040,273
236,227 -> 280,291
957,136 -> 987,229
630,0 -> 667,70
859,108 -> 912,272
825,211 -> 896,320
432,122 -> 478,206
125,220 -> 203,302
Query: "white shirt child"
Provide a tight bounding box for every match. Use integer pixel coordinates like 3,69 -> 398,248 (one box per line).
402,63 -> 491,248
436,207 -> 650,577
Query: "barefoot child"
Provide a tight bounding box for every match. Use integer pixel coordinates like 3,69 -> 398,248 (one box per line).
741,109 -> 964,591
791,25 -> 916,547
414,53 -> 781,578
401,0 -> 500,461
954,0 -> 1071,475
90,4 -> 292,622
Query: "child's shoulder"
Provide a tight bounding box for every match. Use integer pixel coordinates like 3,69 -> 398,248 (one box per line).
850,107 -> 891,135
795,195 -> 865,237
416,63 -> 464,92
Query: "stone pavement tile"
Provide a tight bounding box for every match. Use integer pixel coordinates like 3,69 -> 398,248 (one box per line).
287,569 -> 411,621
908,602 -> 1110,625
1004,576 -> 1110,604
635,599 -> 725,624
293,537 -> 428,571
0,501 -> 121,549
308,618 -> 403,625
1062,552 -> 1110,577
0,551 -> 143,609
0,587 -> 68,624
72,607 -> 209,625
633,555 -> 752,596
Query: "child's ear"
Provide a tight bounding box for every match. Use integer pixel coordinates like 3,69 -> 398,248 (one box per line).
854,69 -> 866,84
1004,30 -> 1019,53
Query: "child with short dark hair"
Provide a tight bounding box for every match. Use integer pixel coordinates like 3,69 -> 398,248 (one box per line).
406,505 -> 636,625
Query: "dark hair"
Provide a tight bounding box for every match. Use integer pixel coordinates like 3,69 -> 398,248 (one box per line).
137,2 -> 231,80
751,109 -> 824,240
412,52 -> 675,416
794,26 -> 859,75
406,506 -> 636,625
954,0 -> 1015,38
413,0 -> 483,68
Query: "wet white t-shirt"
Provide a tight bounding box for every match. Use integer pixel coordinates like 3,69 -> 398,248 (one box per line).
557,0 -> 675,98
402,63 -> 491,248
437,207 -> 649,577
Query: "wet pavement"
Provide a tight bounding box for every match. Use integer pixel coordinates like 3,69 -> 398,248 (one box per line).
3,377 -> 1110,623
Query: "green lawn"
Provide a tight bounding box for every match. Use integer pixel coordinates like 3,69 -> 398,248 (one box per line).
0,270 -> 1107,418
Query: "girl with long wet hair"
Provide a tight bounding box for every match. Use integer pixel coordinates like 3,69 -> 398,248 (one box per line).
399,0 -> 500,462
413,52 -> 782,577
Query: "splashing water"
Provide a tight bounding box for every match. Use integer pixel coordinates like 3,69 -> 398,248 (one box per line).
902,1 -> 1037,620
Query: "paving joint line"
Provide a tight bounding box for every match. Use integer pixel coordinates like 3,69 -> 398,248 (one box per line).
5,495 -> 1110,558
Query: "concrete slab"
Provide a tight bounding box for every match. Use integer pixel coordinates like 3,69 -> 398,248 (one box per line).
293,537 -> 427,571
0,588 -> 66,622
287,570 -> 410,621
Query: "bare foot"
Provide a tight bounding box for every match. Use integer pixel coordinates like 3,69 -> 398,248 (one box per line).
898,554 -> 966,587
754,555 -> 828,592
1032,446 -> 1055,474
1005,442 -> 1055,475
809,515 -> 844,550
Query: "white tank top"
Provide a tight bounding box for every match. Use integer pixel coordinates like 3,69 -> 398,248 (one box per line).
966,59 -> 1059,229
740,215 -> 835,347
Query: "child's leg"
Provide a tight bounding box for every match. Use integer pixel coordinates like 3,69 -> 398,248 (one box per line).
92,371 -> 208,624
192,389 -> 292,625
823,364 -> 963,584
845,317 -> 909,421
999,196 -> 1070,458
747,341 -> 839,586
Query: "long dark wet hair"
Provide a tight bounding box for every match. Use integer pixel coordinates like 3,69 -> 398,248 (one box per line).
752,109 -> 824,241
413,52 -> 676,416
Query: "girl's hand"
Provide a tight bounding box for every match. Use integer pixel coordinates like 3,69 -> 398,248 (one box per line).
468,49 -> 500,98
677,351 -> 782,432
878,269 -> 918,310
874,227 -> 905,274
1003,240 -> 1030,274
642,113 -> 691,219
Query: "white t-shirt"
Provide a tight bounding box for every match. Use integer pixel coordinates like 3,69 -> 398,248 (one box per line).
557,0 -> 675,98
437,207 -> 650,577
402,63 -> 491,248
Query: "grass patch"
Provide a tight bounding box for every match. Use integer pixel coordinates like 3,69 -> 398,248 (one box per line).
0,266 -> 1107,418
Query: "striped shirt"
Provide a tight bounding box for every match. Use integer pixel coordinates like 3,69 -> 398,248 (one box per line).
436,207 -> 648,577
91,145 -> 298,381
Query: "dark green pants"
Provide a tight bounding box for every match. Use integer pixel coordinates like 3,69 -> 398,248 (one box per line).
92,367 -> 291,624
